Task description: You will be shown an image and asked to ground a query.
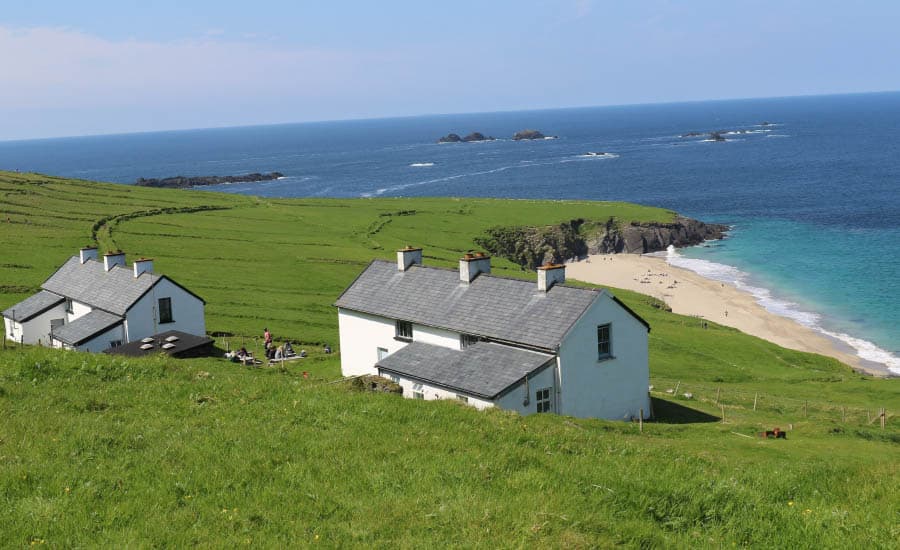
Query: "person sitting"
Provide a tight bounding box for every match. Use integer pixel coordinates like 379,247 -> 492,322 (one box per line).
274,345 -> 284,360
283,341 -> 295,357
299,349 -> 308,358
323,344 -> 332,354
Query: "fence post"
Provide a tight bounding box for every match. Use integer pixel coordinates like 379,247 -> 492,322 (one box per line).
720,405 -> 726,424
753,393 -> 758,411
639,408 -> 644,433
881,408 -> 886,430
674,381 -> 681,396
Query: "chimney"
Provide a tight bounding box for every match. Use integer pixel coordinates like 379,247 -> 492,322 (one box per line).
397,245 -> 423,272
459,252 -> 491,284
79,246 -> 98,264
537,263 -> 566,292
103,251 -> 126,272
133,258 -> 153,278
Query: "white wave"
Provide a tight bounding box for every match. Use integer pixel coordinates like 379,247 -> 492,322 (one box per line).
663,245 -> 900,374
543,136 -> 558,140
576,152 -> 619,159
766,134 -> 790,138
409,162 -> 434,167
701,138 -> 731,142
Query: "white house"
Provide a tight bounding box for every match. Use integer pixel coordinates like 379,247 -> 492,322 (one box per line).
2,247 -> 206,352
334,247 -> 651,420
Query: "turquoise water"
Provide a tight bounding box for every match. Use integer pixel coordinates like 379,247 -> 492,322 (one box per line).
1,92 -> 898,372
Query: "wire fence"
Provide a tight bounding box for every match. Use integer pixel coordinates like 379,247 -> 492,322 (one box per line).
650,376 -> 893,428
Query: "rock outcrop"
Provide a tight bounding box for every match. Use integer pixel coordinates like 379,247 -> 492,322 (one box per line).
513,129 -> 548,140
474,216 -> 728,270
437,132 -> 495,143
135,172 -> 283,189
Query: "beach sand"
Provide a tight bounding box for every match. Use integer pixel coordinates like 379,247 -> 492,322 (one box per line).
566,254 -> 886,376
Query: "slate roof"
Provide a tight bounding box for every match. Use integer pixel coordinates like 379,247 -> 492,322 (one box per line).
51,310 -> 123,346
105,330 -> 214,358
41,256 -> 203,316
2,290 -> 64,322
335,260 -> 601,350
376,341 -> 554,399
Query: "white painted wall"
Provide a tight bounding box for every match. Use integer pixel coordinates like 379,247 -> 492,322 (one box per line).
413,324 -> 461,350
124,278 -> 205,342
68,300 -> 92,323
338,309 -> 408,376
495,364 -> 557,416
4,302 -> 67,345
557,292 -> 650,420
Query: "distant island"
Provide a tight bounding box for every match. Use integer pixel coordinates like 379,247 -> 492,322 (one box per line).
513,129 -> 557,140
437,132 -> 495,143
135,172 -> 284,189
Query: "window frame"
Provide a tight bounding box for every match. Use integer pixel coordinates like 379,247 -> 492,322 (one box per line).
158,297 -> 174,324
395,320 -> 413,341
536,388 -> 552,413
65,298 -> 74,314
412,382 -> 425,400
597,323 -> 612,360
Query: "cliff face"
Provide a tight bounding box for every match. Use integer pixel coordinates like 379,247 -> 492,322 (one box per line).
474,216 -> 728,270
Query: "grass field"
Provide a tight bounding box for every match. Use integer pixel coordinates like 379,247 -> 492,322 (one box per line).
1,171 -> 898,547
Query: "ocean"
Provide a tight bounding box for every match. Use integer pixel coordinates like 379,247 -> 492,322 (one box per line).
1,92 -> 898,374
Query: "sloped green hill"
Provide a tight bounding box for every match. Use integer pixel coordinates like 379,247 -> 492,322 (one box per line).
1,172 -> 897,547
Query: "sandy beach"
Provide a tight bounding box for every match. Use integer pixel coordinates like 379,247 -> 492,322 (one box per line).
566,254 -> 886,377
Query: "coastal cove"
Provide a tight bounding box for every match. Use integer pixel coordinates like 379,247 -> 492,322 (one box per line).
0,93 -> 898,373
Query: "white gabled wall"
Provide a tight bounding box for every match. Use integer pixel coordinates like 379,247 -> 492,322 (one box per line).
124,278 -> 205,342
338,309 -> 405,377
411,325 -> 460,349
557,293 -> 650,420
4,302 -> 67,345
68,300 -> 92,322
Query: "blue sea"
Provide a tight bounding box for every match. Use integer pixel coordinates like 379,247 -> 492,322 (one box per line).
2,92 -> 898,374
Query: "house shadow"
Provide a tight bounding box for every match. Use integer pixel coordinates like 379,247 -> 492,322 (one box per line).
651,397 -> 720,424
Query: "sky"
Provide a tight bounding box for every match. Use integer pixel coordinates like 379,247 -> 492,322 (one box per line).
1,1 -> 899,141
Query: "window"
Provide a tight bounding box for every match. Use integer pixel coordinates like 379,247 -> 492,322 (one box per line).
459,334 -> 479,349
109,340 -> 122,348
536,388 -> 552,413
395,320 -> 412,340
158,297 -> 173,324
456,394 -> 469,404
597,324 -> 611,359
388,374 -> 399,383
412,383 -> 425,400
377,347 -> 389,361
65,298 -> 73,314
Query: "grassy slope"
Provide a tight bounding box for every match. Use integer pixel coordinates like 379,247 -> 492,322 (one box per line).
1,172 -> 898,547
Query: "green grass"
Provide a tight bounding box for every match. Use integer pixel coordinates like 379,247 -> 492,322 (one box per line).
1,171 -> 898,547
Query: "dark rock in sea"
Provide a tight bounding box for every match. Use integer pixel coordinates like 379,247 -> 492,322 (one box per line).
761,121 -> 771,126
438,133 -> 462,143
709,131 -> 727,142
474,216 -> 729,269
513,129 -> 551,140
680,131 -> 705,138
462,132 -> 495,142
135,172 -> 283,189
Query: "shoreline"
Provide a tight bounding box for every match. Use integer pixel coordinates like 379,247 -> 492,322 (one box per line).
566,253 -> 893,378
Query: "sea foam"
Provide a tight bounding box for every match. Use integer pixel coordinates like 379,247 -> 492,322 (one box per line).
662,245 -> 900,375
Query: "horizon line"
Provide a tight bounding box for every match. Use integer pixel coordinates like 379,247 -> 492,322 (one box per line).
4,89 -> 898,145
